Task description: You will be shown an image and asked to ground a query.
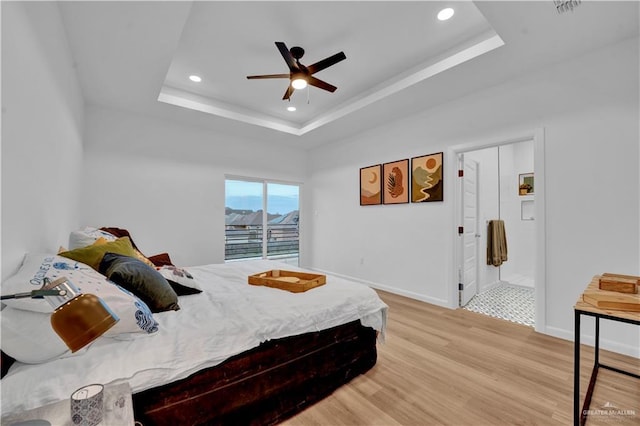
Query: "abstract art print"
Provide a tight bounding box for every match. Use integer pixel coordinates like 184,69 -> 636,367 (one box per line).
382,159 -> 409,204
411,152 -> 444,202
360,164 -> 382,205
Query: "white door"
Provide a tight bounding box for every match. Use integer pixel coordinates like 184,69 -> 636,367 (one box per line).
460,157 -> 479,306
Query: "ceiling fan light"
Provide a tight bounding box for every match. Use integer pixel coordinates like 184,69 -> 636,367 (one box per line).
292,77 -> 307,90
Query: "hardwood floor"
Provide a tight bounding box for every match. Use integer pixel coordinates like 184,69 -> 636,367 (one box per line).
282,290 -> 640,425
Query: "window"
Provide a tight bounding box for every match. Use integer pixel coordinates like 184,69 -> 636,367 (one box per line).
225,178 -> 300,265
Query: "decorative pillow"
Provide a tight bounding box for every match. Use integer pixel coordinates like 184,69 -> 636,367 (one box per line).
1,253 -> 159,337
99,227 -> 141,251
68,226 -> 117,250
95,226 -> 174,269
92,236 -> 155,268
99,253 -> 180,313
132,250 -> 156,268
157,265 -> 202,296
92,237 -> 109,246
59,237 -> 138,271
148,252 -> 174,267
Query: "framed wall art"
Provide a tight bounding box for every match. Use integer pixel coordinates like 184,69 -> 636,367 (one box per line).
360,164 -> 382,205
411,152 -> 443,202
519,173 -> 534,196
382,159 -> 409,204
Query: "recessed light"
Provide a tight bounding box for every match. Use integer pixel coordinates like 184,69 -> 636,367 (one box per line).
287,106 -> 297,112
189,75 -> 202,83
437,7 -> 454,21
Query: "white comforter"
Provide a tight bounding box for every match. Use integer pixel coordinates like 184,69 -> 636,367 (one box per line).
1,260 -> 387,415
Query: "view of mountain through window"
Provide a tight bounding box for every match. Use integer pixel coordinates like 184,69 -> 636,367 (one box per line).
225,179 -> 299,264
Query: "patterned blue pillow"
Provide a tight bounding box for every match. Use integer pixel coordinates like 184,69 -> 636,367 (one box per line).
1,253 -> 159,337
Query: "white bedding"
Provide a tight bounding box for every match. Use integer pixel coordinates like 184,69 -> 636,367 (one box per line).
1,260 -> 387,416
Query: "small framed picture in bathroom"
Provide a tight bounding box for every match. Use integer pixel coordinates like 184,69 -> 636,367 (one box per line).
518,173 -> 534,196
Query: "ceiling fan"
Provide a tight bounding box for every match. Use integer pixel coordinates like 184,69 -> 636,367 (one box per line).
246,42 -> 346,100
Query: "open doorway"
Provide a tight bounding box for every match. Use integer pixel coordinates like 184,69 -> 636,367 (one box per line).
451,129 -> 546,332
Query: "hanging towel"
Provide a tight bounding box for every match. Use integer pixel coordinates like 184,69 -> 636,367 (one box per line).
487,220 -> 508,267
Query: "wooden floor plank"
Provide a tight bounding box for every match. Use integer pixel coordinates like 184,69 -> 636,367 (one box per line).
282,290 -> 640,425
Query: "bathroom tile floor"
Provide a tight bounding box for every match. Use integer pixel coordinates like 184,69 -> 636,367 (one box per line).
463,284 -> 535,327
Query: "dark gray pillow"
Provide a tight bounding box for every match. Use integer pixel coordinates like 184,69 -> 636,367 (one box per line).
99,252 -> 180,313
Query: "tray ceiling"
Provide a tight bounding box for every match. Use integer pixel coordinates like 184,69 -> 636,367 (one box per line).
57,1 -> 639,147
158,1 -> 501,135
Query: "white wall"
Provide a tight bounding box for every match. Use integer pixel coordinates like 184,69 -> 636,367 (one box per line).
498,141 -> 535,287
307,37 -> 640,356
80,106 -> 308,266
308,141 -> 452,305
1,2 -> 84,280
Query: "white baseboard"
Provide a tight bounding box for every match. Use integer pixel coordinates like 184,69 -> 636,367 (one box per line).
368,282 -> 450,308
544,326 -> 640,359
310,267 -> 450,308
309,267 -> 639,359
479,280 -> 502,293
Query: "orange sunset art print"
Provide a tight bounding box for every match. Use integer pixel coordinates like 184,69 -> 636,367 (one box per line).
411,152 -> 443,202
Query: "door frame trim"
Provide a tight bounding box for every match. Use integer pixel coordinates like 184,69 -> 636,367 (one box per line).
448,128 -> 546,333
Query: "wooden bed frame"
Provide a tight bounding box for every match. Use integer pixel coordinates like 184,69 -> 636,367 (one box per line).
132,320 -> 378,425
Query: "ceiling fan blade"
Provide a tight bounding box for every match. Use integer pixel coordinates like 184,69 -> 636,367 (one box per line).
247,74 -> 290,80
307,51 -> 346,75
275,42 -> 299,72
282,85 -> 294,100
307,76 -> 337,93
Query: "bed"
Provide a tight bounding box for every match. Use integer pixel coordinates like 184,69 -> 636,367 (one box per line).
1,257 -> 387,425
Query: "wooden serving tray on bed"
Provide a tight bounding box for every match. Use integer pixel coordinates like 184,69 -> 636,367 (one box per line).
248,270 -> 326,293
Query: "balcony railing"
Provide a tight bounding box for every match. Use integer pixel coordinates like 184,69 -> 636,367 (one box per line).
225,224 -> 299,260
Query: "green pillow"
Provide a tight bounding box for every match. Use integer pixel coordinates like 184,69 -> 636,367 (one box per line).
59,237 -> 138,270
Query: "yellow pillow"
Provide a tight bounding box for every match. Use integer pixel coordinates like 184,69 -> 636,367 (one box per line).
59,237 -> 138,271
133,250 -> 156,268
93,235 -> 154,268
92,237 -> 109,246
